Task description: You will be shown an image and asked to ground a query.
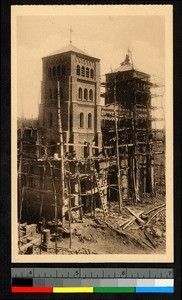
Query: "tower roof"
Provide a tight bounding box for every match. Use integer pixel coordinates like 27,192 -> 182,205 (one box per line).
44,44 -> 99,60
110,53 -> 150,77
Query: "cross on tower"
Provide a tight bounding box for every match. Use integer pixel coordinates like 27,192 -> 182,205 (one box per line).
128,47 -> 133,67
70,27 -> 73,44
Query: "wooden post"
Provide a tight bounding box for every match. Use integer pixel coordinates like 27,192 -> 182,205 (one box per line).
49,162 -> 58,254
160,162 -> 163,195
113,74 -> 123,213
18,116 -> 24,253
151,156 -> 155,196
39,164 -> 46,218
124,113 -> 129,199
68,176 -> 72,249
133,89 -> 140,204
131,110 -> 138,204
18,118 -> 23,222
146,92 -> 152,195
76,161 -> 83,221
89,144 -> 94,216
57,81 -> 66,228
67,76 -> 71,153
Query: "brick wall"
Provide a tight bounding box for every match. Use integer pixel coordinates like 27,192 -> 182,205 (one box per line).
39,49 -> 101,158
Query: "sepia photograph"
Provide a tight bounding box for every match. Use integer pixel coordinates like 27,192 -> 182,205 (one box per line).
11,5 -> 173,263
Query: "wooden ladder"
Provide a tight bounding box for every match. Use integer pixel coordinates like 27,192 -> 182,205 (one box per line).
65,160 -> 83,222
93,167 -> 108,218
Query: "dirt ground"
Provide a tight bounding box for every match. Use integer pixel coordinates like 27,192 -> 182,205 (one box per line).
24,196 -> 166,256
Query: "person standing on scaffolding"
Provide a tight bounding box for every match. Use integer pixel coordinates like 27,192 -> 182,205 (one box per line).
84,141 -> 90,158
91,139 -> 96,157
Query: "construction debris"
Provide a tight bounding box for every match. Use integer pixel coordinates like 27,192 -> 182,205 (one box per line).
17,196 -> 166,255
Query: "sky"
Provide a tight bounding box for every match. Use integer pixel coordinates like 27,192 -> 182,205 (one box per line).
15,9 -> 166,122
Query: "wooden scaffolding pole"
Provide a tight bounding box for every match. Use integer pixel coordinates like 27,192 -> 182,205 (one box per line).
146,93 -> 152,195
89,144 -> 94,216
133,97 -> 140,204
57,81 -> 66,228
49,162 -> 58,254
67,176 -> 72,249
18,112 -> 24,253
18,118 -> 23,222
75,161 -> 83,221
113,74 -> 123,213
39,164 -> 46,218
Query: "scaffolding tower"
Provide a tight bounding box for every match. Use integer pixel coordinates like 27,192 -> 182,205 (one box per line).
101,60 -> 165,205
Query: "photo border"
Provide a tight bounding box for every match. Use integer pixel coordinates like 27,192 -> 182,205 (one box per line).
11,4 -> 173,263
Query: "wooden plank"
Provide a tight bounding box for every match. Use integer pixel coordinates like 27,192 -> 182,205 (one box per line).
20,238 -> 40,252
80,185 -> 107,196
144,230 -> 156,248
70,204 -> 84,211
119,210 -> 144,228
146,207 -> 166,225
119,217 -> 133,227
145,204 -> 166,215
125,207 -> 145,224
123,217 -> 135,229
64,143 -> 102,149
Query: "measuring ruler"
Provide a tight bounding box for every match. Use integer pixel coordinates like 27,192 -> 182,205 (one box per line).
11,268 -> 174,294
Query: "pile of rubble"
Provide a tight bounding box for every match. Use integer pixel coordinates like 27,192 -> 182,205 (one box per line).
94,200 -> 166,251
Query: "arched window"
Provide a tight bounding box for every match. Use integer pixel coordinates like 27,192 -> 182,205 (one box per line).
77,65 -> 80,76
86,67 -> 89,78
48,113 -> 53,128
53,66 -> 56,77
49,88 -> 52,99
57,65 -> 61,76
90,68 -> 94,79
54,88 -> 58,99
78,88 -> 82,99
88,113 -> 92,128
62,65 -> 66,75
84,88 -> 88,100
81,66 -> 85,77
48,67 -> 51,78
89,89 -> 93,101
80,113 -> 84,128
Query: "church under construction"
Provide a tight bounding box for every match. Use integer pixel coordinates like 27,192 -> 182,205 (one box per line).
17,43 -> 166,255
